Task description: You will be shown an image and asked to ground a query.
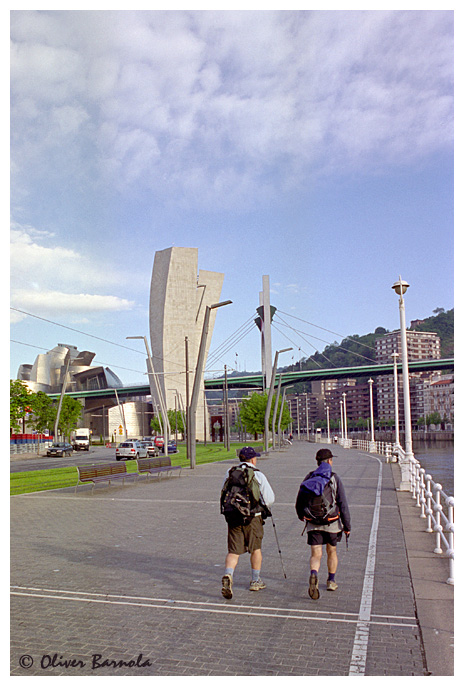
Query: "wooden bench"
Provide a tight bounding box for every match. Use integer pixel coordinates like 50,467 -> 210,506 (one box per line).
75,462 -> 135,492
136,456 -> 182,480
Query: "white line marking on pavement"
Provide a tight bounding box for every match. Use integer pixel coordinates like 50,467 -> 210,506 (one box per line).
10,585 -> 416,628
348,455 -> 383,676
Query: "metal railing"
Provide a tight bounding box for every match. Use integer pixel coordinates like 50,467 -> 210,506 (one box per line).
344,438 -> 454,584
411,456 -> 454,585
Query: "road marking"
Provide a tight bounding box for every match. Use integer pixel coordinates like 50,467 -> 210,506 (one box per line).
10,585 -> 416,628
348,454 -> 383,676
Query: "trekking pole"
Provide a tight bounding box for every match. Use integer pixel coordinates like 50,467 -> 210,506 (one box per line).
270,514 -> 287,579
345,531 -> 350,550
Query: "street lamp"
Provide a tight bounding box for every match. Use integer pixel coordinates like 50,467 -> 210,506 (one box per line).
264,347 -> 292,453
391,352 -> 400,450
326,406 -> 331,443
339,399 -> 344,444
342,392 -> 348,442
271,374 -> 283,451
392,276 -> 414,490
188,300 -> 232,468
368,378 -> 375,448
127,335 -> 170,456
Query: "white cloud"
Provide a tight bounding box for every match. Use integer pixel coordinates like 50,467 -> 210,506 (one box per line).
10,10 -> 453,207
11,289 -> 134,314
10,223 -> 136,322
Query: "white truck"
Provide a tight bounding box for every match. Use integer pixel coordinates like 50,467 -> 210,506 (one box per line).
72,428 -> 91,451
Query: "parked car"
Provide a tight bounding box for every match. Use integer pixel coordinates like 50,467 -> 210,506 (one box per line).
167,440 -> 178,454
153,436 -> 165,448
47,442 -> 74,457
115,441 -> 149,461
143,441 -> 160,457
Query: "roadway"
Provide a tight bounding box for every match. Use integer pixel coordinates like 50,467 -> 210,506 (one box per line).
10,446 -> 125,474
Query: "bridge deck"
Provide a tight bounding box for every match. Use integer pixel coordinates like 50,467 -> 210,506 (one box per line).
10,441 -> 453,676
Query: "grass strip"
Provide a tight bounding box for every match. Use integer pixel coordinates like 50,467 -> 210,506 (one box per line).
11,443 -> 253,495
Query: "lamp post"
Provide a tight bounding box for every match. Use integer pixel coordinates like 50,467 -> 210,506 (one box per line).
391,352 -> 400,450
392,276 -> 414,490
339,399 -> 344,445
368,378 -> 375,450
342,392 -> 348,442
188,300 -> 232,468
264,347 -> 292,453
271,374 -> 283,451
326,406 -> 331,443
127,335 -> 170,456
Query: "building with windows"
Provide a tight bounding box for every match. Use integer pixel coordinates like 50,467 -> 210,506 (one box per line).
375,329 -> 441,427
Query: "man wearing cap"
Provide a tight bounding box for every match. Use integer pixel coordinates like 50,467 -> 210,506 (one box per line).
295,448 -> 351,600
220,446 -> 275,599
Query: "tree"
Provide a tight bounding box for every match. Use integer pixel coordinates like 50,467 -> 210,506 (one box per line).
10,379 -> 32,433
239,392 -> 291,437
151,409 -> 185,438
29,392 -> 56,452
56,395 -> 82,440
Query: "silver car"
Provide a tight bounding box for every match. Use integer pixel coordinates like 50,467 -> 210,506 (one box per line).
115,440 -> 148,461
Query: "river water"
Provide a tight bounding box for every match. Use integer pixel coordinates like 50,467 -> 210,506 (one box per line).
412,442 -> 454,497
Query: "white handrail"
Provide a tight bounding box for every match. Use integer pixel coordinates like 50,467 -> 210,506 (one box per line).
348,439 -> 454,584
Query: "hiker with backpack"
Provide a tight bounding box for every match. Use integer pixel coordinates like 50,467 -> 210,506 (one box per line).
295,448 -> 351,600
220,446 -> 275,599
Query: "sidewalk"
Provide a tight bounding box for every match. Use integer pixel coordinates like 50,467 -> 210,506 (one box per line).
10,441 -> 453,676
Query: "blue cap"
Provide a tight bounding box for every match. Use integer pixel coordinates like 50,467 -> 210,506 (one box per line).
239,446 -> 260,461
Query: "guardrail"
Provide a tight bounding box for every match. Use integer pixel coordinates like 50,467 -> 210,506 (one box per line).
344,439 -> 454,584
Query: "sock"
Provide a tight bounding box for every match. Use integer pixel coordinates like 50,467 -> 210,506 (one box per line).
225,567 -> 234,577
328,572 -> 336,581
252,568 -> 260,582
310,569 -> 318,577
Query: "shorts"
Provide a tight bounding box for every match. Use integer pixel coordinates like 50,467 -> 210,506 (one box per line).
227,516 -> 264,554
307,530 -> 343,547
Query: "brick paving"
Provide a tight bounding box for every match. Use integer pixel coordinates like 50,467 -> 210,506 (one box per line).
10,442 -> 442,676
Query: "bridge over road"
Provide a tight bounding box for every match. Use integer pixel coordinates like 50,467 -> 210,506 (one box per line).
47,357 -> 454,401
10,441 -> 453,676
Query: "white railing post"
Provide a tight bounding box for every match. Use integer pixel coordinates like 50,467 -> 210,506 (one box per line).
433,485 -> 443,554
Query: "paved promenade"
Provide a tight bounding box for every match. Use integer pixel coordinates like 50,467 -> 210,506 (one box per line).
10,441 -> 453,676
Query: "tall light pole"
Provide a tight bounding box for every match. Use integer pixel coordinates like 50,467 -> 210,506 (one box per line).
188,300 -> 232,468
368,378 -> 375,448
271,374 -> 283,451
391,352 -> 400,449
343,392 -> 348,441
326,406 -> 331,443
264,347 -> 292,453
127,335 -> 170,456
392,276 -> 414,490
339,399 -> 344,444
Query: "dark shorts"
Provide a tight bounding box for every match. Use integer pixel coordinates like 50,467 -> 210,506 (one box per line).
307,530 -> 343,547
227,516 -> 264,554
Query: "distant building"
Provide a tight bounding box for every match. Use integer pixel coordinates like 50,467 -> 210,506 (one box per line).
16,343 -> 122,394
375,329 -> 441,427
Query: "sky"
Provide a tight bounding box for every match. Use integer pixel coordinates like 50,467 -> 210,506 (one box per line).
9,8 -> 455,388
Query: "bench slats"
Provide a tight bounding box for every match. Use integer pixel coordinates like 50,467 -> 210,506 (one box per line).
136,456 -> 182,479
76,462 -> 130,492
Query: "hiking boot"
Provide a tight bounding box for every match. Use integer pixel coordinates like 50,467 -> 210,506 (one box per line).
326,578 -> 338,591
249,578 -> 266,591
221,574 -> 233,599
308,573 -> 320,600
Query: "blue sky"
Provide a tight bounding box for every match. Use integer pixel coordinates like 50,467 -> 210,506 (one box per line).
9,9 -> 454,387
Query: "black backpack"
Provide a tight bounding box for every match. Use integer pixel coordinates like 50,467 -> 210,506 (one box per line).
220,464 -> 264,524
296,473 -> 339,525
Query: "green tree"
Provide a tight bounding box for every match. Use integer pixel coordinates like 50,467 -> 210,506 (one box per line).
10,379 -> 33,433
56,396 -> 82,440
239,392 -> 291,437
29,392 -> 57,452
151,410 -> 185,437
427,411 -> 442,427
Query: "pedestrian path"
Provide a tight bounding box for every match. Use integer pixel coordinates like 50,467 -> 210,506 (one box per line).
10,441 -> 453,676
